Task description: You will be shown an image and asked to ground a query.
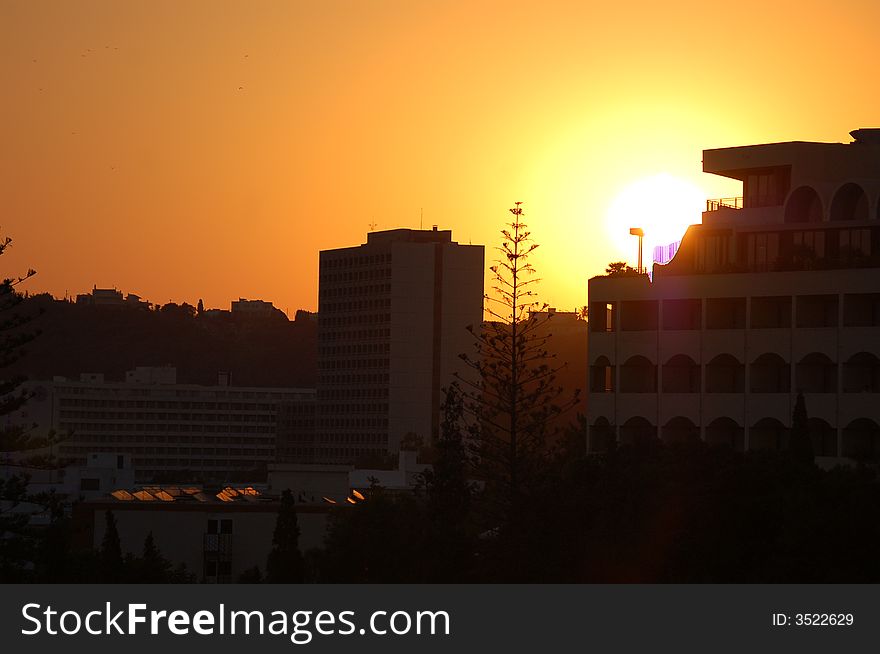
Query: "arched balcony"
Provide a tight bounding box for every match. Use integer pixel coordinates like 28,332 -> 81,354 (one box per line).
841,418 -> 880,461
808,418 -> 837,457
784,185 -> 823,223
589,356 -> 614,393
620,356 -> 657,393
706,354 -> 744,393
750,353 -> 790,393
661,416 -> 699,445
619,416 -> 656,447
830,182 -> 869,222
750,417 -> 789,451
589,416 -> 615,452
705,417 -> 744,451
662,354 -> 700,393
843,352 -> 880,392
795,353 -> 836,393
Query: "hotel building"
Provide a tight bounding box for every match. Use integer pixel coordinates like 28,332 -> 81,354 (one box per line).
314,227 -> 484,464
20,367 -> 315,481
588,129 -> 880,462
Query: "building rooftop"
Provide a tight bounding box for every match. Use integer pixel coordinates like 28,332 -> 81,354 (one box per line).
108,485 -> 264,504
365,227 -> 454,245
704,128 -> 880,181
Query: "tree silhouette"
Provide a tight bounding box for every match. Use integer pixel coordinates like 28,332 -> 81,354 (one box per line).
454,202 -> 579,539
265,489 -> 304,583
0,234 -> 44,581
421,385 -> 472,526
138,531 -> 170,581
418,386 -> 476,580
789,392 -> 814,464
604,261 -> 639,277
100,510 -> 124,582
0,233 -> 38,422
238,566 -> 263,583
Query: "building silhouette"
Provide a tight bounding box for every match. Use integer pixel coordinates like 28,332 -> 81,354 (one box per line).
16,367 -> 315,482
308,227 -> 484,464
75,286 -> 150,309
588,129 -> 880,461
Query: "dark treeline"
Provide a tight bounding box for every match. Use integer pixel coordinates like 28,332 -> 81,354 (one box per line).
311,438 -> 880,583
9,294 -> 316,387
0,486 -> 193,583
6,437 -> 880,583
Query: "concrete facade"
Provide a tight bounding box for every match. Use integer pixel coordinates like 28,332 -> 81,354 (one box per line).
17,368 -> 315,481
314,228 -> 484,464
588,129 -> 880,463
79,497 -> 330,583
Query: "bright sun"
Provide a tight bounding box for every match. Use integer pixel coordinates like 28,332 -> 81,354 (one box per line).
606,173 -> 706,267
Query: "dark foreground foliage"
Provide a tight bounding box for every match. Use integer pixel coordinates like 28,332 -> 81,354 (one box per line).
316,438 -> 880,583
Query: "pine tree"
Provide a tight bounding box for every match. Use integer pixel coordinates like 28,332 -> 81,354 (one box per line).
265,489 -> 304,583
139,531 -> 172,582
101,510 -> 124,582
454,202 -> 579,533
789,392 -> 814,464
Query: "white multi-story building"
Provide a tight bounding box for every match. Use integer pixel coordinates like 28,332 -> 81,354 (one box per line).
314,227 -> 484,464
588,129 -> 880,462
17,368 -> 315,481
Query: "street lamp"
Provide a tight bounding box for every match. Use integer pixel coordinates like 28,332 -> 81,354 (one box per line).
629,227 -> 645,273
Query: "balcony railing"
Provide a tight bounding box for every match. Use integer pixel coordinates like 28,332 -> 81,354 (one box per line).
706,197 -> 743,211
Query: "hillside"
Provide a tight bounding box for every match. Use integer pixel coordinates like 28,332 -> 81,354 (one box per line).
10,295 -> 317,388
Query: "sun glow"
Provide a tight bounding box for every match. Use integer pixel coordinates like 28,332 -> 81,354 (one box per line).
606,173 -> 706,268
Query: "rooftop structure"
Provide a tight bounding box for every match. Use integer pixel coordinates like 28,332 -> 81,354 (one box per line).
75,286 -> 151,309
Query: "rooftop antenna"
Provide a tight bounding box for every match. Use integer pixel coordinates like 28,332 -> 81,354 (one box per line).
368,220 -> 377,231
420,207 -> 423,230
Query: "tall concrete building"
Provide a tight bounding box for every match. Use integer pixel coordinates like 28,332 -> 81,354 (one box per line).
588,129 -> 880,463
314,227 -> 484,464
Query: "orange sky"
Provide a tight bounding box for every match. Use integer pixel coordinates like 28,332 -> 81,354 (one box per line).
3,0 -> 880,314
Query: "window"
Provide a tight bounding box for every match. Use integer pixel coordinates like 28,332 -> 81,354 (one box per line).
839,228 -> 871,257
844,293 -> 880,327
792,230 -> 825,258
620,300 -> 658,331
589,302 -> 616,332
706,297 -> 746,329
746,171 -> 786,208
663,299 -> 701,330
696,234 -> 729,272
745,232 -> 780,271
590,357 -> 614,393
751,296 -> 791,328
796,295 -> 838,328
80,478 -> 100,491
207,519 -> 233,535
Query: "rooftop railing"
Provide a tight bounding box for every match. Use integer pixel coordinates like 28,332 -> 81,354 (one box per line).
706,197 -> 744,211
